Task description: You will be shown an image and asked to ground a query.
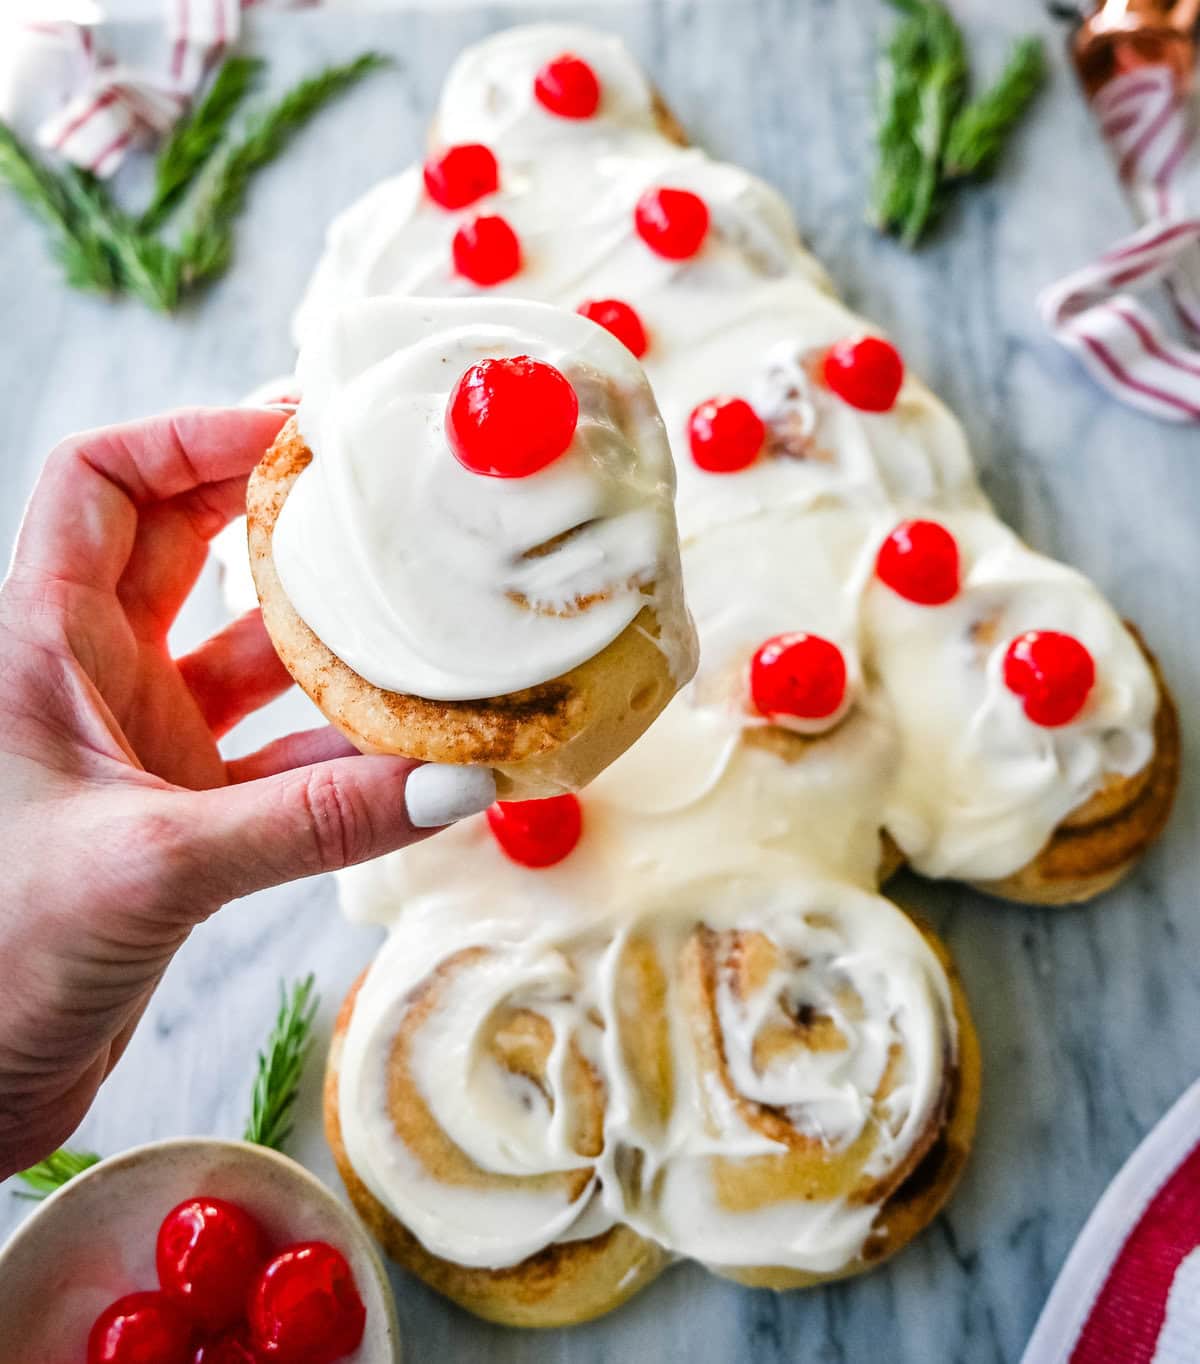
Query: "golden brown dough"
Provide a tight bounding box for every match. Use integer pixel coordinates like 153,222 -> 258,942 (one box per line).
324,976 -> 668,1329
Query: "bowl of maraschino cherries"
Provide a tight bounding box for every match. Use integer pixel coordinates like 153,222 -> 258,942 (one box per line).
0,1138 -> 399,1364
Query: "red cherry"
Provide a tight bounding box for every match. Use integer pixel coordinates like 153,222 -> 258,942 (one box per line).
750,633 -> 847,722
156,1197 -> 268,1332
487,795 -> 583,868
634,187 -> 710,260
687,396 -> 765,473
452,213 -> 521,286
875,520 -> 960,605
533,53 -> 601,119
1003,631 -> 1096,727
423,142 -> 499,210
822,336 -> 905,412
88,1291 -> 195,1364
247,1242 -> 365,1364
192,1327 -> 260,1364
577,298 -> 648,358
446,356 -> 579,478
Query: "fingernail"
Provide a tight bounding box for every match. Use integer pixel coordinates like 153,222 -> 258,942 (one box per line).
404,764 -> 497,829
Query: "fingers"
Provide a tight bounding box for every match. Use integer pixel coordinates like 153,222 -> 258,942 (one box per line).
117,475 -> 251,638
225,725 -> 359,783
176,610 -> 293,738
10,408 -> 286,591
180,758 -> 497,901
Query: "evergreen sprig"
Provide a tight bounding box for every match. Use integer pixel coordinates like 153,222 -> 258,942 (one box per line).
180,52 -> 388,288
0,123 -> 117,292
944,36 -> 1047,180
243,975 -> 319,1153
0,50 -> 386,311
871,1 -> 1045,246
142,55 -> 264,231
15,1147 -> 101,1199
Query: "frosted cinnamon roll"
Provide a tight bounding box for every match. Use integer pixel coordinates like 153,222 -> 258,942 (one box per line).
862,509 -> 1178,901
248,295 -> 697,799
603,878 -> 978,1286
325,902 -> 666,1328
326,881 -> 978,1317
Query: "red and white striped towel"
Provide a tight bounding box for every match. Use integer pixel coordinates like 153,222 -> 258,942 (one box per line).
1023,1079 -> 1200,1364
1040,65 -> 1200,424
1,1 -> 306,179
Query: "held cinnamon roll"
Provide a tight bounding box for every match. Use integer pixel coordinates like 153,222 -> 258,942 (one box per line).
325,882 -> 979,1320
248,295 -> 697,800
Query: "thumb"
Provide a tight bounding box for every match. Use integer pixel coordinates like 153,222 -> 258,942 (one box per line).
181,757 -> 497,901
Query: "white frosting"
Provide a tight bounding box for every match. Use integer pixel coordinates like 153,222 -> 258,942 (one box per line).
304,21 -> 1164,1279
274,296 -> 691,699
338,878 -> 954,1273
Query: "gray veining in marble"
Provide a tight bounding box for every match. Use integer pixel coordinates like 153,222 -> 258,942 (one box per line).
2,4 -> 1199,1361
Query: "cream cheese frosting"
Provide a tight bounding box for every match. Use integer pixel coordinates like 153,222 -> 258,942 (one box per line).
272,295 -> 691,699
337,877 -> 954,1273
297,20 -> 1164,1282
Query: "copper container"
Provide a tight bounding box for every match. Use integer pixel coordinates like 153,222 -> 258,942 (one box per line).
1072,0 -> 1199,97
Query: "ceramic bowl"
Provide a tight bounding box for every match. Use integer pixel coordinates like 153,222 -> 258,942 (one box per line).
0,1137 -> 400,1363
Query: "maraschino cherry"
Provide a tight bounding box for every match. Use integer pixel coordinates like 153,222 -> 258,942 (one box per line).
87,1291 -> 195,1364
452,213 -> 521,285
687,395 -> 765,472
247,1242 -> 365,1364
447,356 -> 579,477
534,53 -> 601,118
487,794 -> 583,868
822,336 -> 905,412
157,1197 -> 269,1332
423,143 -> 499,209
577,297 -> 648,358
1003,630 -> 1096,727
875,520 -> 960,605
635,187 -> 709,260
191,1328 -> 259,1364
750,633 -> 847,723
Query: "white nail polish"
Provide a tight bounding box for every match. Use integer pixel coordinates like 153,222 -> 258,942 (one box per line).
405,764 -> 497,829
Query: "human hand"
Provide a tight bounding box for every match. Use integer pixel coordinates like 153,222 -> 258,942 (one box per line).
0,408 -> 496,1178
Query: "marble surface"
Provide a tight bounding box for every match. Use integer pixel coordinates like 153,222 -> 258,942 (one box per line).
2,4 -> 1199,1361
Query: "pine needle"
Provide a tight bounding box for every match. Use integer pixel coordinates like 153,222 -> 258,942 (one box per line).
15,1147 -> 101,1200
944,37 -> 1046,180
243,975 -> 319,1153
181,51 -> 389,288
142,55 -> 264,231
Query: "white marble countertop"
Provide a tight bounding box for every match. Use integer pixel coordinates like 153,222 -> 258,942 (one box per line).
2,4 -> 1199,1361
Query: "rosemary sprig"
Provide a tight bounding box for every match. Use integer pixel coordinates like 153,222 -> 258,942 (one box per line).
870,10 -> 931,233
243,975 -> 319,1153
61,170 -> 182,312
142,55 -> 264,231
0,122 -> 116,292
181,52 -> 389,287
901,3 -> 967,247
15,1147 -> 101,1199
0,51 -> 386,310
944,37 -> 1046,180
870,2 -> 1045,247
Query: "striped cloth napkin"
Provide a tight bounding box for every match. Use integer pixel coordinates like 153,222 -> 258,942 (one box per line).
0,1 -> 309,178
1039,62 -> 1200,423
1023,1079 -> 1200,1364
